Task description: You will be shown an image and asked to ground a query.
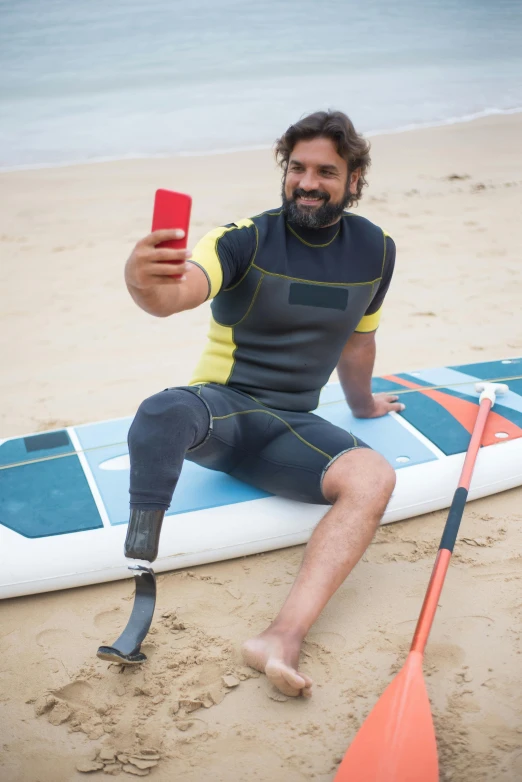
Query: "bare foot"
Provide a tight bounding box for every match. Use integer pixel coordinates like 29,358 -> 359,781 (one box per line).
242,629 -> 313,697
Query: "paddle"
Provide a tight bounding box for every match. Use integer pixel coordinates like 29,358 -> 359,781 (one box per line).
334,381 -> 509,782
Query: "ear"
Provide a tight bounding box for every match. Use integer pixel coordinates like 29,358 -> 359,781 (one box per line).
349,167 -> 361,195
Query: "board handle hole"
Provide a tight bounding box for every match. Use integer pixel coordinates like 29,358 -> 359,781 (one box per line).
396,456 -> 410,463
495,432 -> 509,439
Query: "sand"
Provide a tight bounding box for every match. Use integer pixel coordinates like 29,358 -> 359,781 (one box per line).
1,113 -> 521,781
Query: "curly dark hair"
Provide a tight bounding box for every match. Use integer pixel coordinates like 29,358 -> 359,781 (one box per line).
275,110 -> 371,207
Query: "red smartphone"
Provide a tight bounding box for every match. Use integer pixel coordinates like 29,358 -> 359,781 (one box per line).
151,189 -> 192,249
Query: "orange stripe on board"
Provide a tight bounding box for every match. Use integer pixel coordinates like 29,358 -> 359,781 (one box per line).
385,374 -> 522,446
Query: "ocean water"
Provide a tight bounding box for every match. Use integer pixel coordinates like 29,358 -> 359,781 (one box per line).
1,0 -> 521,169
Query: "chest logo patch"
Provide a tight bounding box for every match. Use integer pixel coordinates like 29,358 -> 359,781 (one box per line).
288,282 -> 348,311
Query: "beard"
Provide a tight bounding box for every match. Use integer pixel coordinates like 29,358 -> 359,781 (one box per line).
281,181 -> 351,229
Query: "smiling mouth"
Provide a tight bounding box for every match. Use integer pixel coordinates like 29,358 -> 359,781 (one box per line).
297,196 -> 323,207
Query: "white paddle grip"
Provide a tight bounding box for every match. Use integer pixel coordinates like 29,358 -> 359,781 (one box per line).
474,382 -> 509,406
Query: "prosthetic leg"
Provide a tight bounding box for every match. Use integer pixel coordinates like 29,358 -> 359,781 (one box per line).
96,387 -> 211,664
96,509 -> 164,664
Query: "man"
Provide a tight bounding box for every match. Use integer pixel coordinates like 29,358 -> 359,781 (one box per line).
123,110 -> 403,698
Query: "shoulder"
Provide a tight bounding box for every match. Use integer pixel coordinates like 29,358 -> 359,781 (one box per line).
342,212 -> 395,261
193,218 -> 256,258
248,207 -> 285,232
341,211 -> 391,240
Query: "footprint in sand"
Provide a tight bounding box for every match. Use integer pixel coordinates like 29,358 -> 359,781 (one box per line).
93,607 -> 124,633
36,628 -> 69,649
53,680 -> 93,705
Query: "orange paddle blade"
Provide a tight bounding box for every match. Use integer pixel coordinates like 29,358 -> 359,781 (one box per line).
334,651 -> 438,782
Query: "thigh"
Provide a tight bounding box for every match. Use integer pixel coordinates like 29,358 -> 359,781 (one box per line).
236,409 -> 370,504
183,383 -> 284,474
184,384 -> 371,504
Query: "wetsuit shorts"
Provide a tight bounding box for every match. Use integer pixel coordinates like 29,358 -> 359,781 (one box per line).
181,383 -> 371,505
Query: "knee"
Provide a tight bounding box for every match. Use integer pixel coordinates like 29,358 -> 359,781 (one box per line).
322,448 -> 396,508
128,389 -> 207,448
135,389 -> 183,420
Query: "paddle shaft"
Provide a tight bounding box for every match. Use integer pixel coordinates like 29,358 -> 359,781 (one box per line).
410,396 -> 492,655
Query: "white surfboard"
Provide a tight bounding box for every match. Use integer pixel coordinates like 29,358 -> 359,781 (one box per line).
1,357 -> 521,599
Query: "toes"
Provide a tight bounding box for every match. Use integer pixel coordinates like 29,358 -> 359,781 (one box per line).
298,671 -> 313,698
265,660 -> 312,697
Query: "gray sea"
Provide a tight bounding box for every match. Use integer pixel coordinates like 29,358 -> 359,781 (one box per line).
1,0 -> 521,169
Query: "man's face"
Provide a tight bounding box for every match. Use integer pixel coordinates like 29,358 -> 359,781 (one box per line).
282,137 -> 359,229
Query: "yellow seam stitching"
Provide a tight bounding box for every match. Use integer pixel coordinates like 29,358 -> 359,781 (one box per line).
221,275 -> 263,383
234,389 -> 264,405
212,409 -> 332,460
224,222 -> 259,292
286,222 -> 340,248
210,226 -> 233,296
229,273 -> 264,328
251,264 -> 380,287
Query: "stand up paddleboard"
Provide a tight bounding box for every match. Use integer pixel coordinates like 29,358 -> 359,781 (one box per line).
1,358 -> 522,600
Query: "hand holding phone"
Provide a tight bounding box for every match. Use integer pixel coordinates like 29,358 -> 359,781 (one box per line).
151,189 -> 192,278
152,189 -> 192,248
125,189 -> 193,292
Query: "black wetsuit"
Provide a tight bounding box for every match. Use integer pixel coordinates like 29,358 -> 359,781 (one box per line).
128,208 -> 395,509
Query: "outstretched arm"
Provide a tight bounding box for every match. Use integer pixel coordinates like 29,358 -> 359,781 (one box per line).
336,331 -> 404,418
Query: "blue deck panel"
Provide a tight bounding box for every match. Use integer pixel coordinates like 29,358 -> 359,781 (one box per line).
316,394 -> 437,467
400,372 -> 522,430
450,358 -> 522,398
0,431 -> 102,538
410,366 -> 522,416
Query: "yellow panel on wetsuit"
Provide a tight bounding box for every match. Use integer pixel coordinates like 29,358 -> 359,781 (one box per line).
354,307 -> 382,333
189,209 -> 395,412
188,218 -> 257,385
189,219 -> 256,300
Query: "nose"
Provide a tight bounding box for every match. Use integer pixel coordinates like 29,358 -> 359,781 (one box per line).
299,168 -> 320,191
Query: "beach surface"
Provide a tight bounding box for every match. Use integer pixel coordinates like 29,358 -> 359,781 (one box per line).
0,113 -> 521,781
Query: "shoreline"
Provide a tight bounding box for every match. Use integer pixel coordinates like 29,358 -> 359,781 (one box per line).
1,106 -> 521,174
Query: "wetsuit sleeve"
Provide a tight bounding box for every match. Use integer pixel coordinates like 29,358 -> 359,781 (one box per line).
188,219 -> 257,300
355,234 -> 396,333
